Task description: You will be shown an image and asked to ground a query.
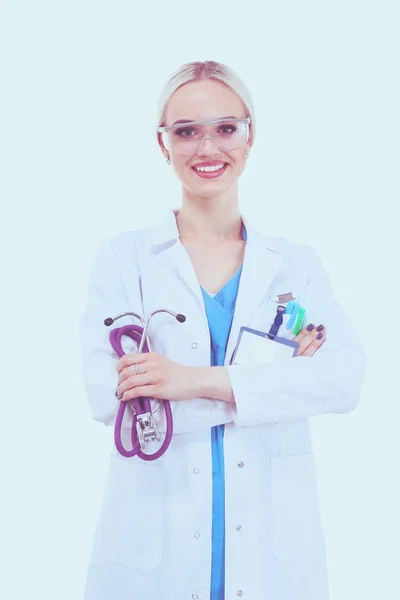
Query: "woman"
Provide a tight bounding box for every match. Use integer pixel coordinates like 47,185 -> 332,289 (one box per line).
79,60 -> 366,600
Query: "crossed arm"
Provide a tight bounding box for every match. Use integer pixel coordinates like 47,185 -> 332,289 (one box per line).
80,237 -> 366,428
115,323 -> 327,404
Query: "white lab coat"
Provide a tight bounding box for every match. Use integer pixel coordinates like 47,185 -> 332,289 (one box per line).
79,208 -> 367,600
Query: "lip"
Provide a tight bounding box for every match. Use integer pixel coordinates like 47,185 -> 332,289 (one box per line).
191,160 -> 228,168
191,162 -> 228,179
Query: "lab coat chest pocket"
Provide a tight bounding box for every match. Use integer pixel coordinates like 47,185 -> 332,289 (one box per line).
94,455 -> 165,570
270,453 -> 326,561
250,286 -> 305,338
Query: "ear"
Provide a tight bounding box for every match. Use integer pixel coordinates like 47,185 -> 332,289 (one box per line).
247,123 -> 254,151
157,131 -> 169,160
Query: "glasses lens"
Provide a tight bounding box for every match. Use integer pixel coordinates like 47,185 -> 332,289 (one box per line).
164,119 -> 248,156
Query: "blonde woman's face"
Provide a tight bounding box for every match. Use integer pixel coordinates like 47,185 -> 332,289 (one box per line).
160,79 -> 250,198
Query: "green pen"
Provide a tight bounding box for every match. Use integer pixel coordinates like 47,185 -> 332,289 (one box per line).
292,307 -> 306,336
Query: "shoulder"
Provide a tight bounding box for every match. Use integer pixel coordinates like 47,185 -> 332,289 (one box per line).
99,225 -> 152,257
245,218 -> 316,265
264,234 -> 316,265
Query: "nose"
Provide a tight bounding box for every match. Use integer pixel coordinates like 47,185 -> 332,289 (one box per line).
196,135 -> 220,156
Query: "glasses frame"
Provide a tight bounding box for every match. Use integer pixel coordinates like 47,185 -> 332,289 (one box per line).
157,116 -> 251,134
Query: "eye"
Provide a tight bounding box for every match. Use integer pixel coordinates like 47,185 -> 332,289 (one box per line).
218,124 -> 238,135
173,127 -> 196,138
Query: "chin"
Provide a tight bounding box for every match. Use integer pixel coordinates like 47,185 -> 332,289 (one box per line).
187,182 -> 238,200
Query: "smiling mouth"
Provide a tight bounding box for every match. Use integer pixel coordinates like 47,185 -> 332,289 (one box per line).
191,162 -> 229,179
192,162 -> 227,173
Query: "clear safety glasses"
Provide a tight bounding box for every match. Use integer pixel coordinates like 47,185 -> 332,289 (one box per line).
157,117 -> 250,156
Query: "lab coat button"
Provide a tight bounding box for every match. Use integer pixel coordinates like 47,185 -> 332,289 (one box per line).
236,524 -> 242,531
193,468 -> 200,474
237,461 -> 244,468
192,595 -> 199,599
194,532 -> 200,539
236,591 -> 243,597
191,342 -> 198,349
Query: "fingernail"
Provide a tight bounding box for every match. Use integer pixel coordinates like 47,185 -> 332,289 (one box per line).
307,324 -> 315,331
317,332 -> 323,340
118,393 -> 123,399
316,324 -> 324,332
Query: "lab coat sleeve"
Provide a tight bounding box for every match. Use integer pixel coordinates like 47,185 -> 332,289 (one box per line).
78,234 -> 141,427
226,246 -> 368,426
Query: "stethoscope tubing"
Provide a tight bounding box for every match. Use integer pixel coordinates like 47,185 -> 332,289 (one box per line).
109,324 -> 173,461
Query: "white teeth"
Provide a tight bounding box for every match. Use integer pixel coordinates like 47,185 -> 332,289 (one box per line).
194,163 -> 226,172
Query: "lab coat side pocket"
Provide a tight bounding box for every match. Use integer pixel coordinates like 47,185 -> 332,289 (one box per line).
270,453 -> 326,561
93,456 -> 165,570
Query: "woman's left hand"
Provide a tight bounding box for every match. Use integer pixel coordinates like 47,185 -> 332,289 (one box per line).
116,352 -> 197,402
293,323 -> 326,356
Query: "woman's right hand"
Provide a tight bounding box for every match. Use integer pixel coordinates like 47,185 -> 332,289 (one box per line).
293,323 -> 326,357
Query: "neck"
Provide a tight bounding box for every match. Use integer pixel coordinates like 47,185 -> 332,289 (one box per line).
177,186 -> 243,244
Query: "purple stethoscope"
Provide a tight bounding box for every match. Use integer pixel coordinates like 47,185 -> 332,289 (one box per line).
104,310 -> 186,461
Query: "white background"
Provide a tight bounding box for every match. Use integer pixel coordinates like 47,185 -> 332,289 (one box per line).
1,1 -> 399,599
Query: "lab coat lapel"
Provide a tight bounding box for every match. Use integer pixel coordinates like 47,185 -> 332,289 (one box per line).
224,219 -> 283,365
147,209 -> 208,318
165,241 -> 207,312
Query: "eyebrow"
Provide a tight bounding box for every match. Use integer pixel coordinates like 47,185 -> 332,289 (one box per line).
171,116 -> 238,125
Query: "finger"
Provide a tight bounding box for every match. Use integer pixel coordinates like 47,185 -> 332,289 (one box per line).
118,362 -> 148,384
296,332 -> 317,355
117,372 -> 155,400
116,352 -> 151,373
294,322 -> 325,341
298,329 -> 326,357
293,323 -> 316,343
296,324 -> 323,352
119,384 -> 160,402
294,323 -> 325,349
302,335 -> 326,357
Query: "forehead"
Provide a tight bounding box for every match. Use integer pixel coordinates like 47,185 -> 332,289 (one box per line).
164,79 -> 246,125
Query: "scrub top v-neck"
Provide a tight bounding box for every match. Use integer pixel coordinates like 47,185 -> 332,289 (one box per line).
200,224 -> 247,600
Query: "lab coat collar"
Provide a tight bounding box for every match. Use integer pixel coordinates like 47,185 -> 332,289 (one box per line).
144,207 -> 281,253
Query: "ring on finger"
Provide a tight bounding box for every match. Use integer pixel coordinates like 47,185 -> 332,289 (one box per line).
134,363 -> 141,375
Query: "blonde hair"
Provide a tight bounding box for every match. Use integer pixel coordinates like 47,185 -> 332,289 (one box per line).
156,60 -> 256,148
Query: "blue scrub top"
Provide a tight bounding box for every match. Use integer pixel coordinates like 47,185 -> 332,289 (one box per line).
200,225 -> 247,600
